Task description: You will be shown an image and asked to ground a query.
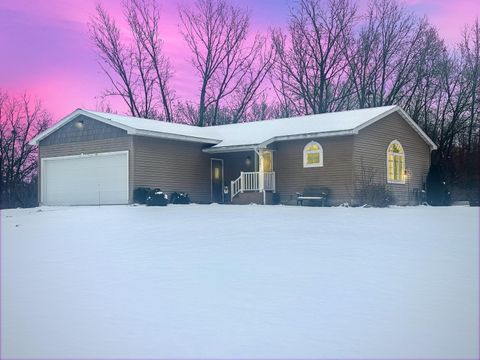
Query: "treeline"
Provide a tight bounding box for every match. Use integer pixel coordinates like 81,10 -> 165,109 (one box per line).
0,92 -> 50,208
90,0 -> 479,203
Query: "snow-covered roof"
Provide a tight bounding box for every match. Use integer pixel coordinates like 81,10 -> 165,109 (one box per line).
86,110 -> 223,144
29,105 -> 437,150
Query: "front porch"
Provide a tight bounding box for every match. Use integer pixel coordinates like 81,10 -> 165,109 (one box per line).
231,171 -> 276,203
209,149 -> 276,204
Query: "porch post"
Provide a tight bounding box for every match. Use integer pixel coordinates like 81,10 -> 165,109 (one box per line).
240,171 -> 244,193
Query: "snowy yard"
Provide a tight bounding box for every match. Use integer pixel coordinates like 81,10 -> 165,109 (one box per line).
1,204 -> 479,359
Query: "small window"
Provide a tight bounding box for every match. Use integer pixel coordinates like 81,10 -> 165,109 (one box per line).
303,141 -> 323,168
387,140 -> 405,184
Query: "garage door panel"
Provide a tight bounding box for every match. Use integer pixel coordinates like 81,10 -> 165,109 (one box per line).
42,152 -> 129,205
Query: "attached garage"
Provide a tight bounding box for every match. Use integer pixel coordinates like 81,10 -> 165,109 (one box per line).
41,151 -> 129,206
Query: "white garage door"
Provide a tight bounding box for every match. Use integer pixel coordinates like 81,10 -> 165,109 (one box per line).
42,151 -> 129,205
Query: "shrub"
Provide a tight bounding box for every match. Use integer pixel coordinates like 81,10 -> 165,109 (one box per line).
170,192 -> 191,204
426,164 -> 451,206
272,193 -> 281,205
134,187 -> 152,204
146,189 -> 168,206
0,178 -> 39,209
356,183 -> 393,207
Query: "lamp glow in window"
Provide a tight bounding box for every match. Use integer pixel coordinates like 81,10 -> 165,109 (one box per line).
303,141 -> 323,167
387,140 -> 406,184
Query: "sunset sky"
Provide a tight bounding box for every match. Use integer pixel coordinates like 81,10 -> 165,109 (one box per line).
1,0 -> 479,120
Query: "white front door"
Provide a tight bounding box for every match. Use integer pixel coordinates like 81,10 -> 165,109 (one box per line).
41,151 -> 129,205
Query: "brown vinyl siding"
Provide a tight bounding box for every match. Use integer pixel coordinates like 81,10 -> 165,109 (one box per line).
353,112 -> 431,205
273,135 -> 355,205
132,136 -> 211,203
38,118 -> 134,203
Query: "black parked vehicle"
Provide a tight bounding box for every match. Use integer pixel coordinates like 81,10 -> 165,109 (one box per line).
170,192 -> 191,204
146,189 -> 169,206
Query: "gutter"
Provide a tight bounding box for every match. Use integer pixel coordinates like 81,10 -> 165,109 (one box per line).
203,130 -> 356,153
132,129 -> 221,145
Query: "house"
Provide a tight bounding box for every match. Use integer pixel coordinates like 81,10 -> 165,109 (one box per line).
29,105 -> 437,206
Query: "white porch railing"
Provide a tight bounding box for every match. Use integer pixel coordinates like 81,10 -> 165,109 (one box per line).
231,171 -> 275,200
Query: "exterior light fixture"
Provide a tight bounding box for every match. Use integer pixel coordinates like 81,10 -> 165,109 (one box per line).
404,169 -> 411,179
75,120 -> 85,129
245,156 -> 252,167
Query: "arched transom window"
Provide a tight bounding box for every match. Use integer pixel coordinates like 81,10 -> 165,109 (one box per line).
303,141 -> 323,168
387,140 -> 405,183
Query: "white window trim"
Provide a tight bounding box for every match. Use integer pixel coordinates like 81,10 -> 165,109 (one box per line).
303,141 -> 323,168
386,140 -> 406,184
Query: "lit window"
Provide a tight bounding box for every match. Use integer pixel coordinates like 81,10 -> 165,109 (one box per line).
260,151 -> 273,172
303,141 -> 323,168
387,140 -> 405,184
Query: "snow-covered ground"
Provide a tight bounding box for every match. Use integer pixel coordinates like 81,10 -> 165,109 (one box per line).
1,205 -> 478,359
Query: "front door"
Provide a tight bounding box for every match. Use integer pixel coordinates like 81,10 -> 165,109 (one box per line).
211,159 -> 224,203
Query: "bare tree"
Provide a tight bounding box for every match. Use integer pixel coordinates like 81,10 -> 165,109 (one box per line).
271,0 -> 357,115
0,91 -> 50,208
89,1 -> 174,120
179,0 -> 274,126
460,18 -> 480,154
343,0 -> 437,109
89,4 -> 144,116
125,0 -> 175,121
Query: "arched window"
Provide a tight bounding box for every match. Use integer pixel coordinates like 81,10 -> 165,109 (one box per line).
303,141 -> 323,168
387,140 -> 405,183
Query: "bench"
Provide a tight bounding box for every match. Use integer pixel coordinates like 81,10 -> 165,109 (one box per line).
296,186 -> 329,206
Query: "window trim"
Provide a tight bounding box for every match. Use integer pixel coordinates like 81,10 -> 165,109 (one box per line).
386,140 -> 406,184
303,141 -> 324,168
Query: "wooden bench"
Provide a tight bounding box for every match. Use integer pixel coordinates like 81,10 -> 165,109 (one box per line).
296,187 -> 330,206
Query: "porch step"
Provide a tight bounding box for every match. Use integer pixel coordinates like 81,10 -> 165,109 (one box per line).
230,171 -> 276,200
231,191 -> 274,205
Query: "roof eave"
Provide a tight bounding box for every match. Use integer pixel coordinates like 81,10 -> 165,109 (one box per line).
134,129 -> 221,144
260,130 -> 357,147
396,107 -> 438,150
203,130 -> 357,153
203,144 -> 258,153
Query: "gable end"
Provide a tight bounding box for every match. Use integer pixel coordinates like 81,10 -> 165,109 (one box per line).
39,114 -> 128,146
354,106 -> 436,150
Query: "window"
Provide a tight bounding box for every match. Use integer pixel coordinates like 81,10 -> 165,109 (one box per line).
260,151 -> 273,172
303,141 -> 323,167
387,140 -> 405,184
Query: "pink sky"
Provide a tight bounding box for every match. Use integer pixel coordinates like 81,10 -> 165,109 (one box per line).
0,0 -> 478,120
